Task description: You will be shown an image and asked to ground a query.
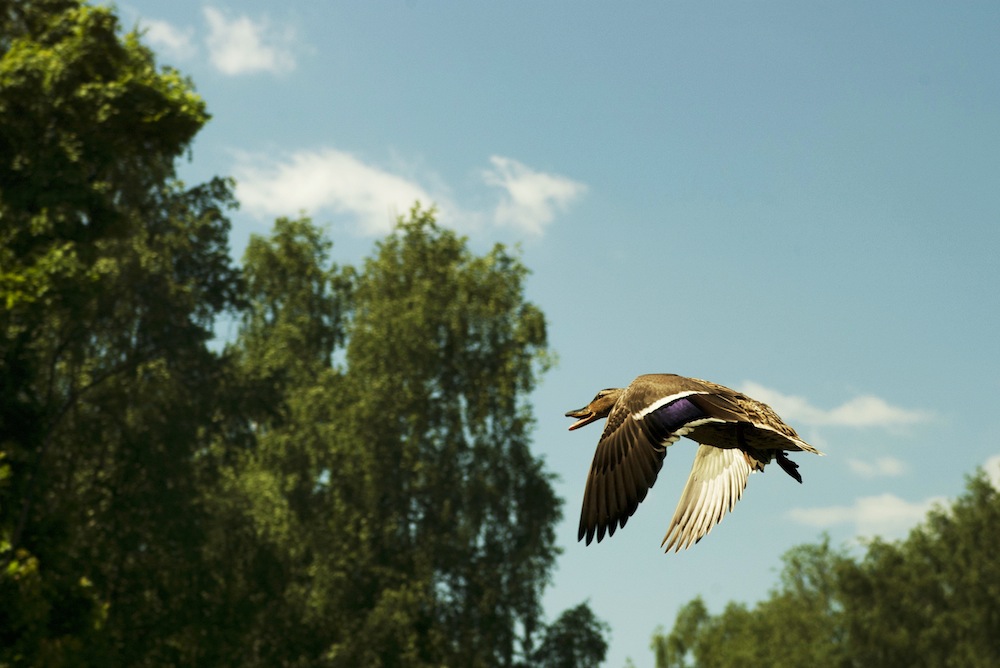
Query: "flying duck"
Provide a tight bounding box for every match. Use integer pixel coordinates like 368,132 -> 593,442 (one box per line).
566,373 -> 823,552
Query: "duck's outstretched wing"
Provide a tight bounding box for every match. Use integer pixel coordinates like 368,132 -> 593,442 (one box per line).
660,444 -> 752,552
578,407 -> 667,545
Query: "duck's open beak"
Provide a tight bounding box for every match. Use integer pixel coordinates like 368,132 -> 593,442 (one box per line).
565,406 -> 600,431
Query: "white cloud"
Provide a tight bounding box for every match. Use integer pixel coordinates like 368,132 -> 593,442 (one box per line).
985,454 -> 1000,490
203,7 -> 296,75
740,381 -> 931,428
847,456 -> 907,477
234,148 -> 439,235
792,455 -> 1000,540
483,156 -> 586,236
142,19 -> 196,60
788,493 -> 946,540
234,149 -> 584,237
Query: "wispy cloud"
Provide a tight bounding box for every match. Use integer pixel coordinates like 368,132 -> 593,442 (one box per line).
137,9 -> 297,76
985,454 -> 1000,490
847,456 -> 907,478
788,493 -> 946,540
234,149 -> 584,237
791,454 -> 1000,540
234,148 -> 439,235
203,7 -> 296,75
740,381 -> 931,428
142,18 -> 196,60
483,156 -> 587,236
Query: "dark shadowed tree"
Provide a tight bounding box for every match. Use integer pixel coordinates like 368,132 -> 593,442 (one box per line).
1,1 -> 240,663
533,602 -> 610,668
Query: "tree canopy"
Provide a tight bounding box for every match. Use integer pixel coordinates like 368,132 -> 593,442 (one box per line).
651,469 -> 1000,668
1,2 -> 609,666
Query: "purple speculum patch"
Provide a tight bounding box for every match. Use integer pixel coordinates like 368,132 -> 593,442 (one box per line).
644,396 -> 707,441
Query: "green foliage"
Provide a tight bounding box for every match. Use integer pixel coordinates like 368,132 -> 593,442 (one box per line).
651,470 -> 1000,668
652,597 -> 708,668
2,3 -> 604,665
533,602 -> 610,668
1,1 -> 237,664
238,216 -> 351,385
341,207 -> 558,665
203,207 -> 568,666
838,474 -> 1000,667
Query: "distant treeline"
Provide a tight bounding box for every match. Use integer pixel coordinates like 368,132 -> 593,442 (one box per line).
650,469 -> 1000,668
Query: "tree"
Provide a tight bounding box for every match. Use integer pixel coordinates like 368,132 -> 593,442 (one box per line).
533,602 -> 610,668
1,2 -> 239,664
649,468 -> 1000,668
652,597 -> 708,668
337,206 -> 559,666
650,543 -> 850,668
837,472 -> 1000,667
190,217 -> 354,666
207,208 -> 566,666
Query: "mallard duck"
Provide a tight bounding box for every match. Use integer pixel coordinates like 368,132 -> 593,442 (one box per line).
566,373 -> 823,552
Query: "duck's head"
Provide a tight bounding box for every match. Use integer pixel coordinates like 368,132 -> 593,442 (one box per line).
565,388 -> 624,431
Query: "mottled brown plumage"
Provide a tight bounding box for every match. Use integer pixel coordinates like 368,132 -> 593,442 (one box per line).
566,374 -> 823,552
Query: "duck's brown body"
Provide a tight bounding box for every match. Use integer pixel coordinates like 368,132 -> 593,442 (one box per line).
566,374 -> 823,552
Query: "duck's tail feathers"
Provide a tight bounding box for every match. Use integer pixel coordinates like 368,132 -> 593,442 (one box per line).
776,451 -> 803,483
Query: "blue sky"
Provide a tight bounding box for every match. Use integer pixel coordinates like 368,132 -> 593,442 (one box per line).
125,2 -> 999,665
